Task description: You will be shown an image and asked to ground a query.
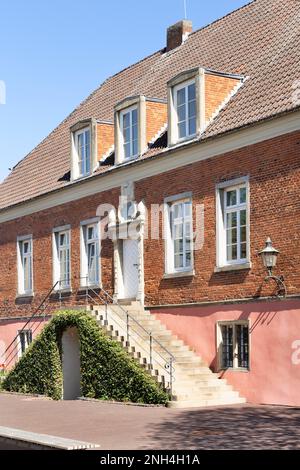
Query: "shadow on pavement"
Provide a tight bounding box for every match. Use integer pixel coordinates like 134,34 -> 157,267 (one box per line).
141,405 -> 300,450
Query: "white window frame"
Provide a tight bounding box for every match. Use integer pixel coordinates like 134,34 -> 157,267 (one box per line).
74,126 -> 91,178
17,329 -> 32,358
120,105 -> 139,161
173,79 -> 197,143
52,225 -> 71,290
17,235 -> 33,296
80,218 -> 101,287
217,321 -> 250,371
216,177 -> 250,269
164,193 -> 194,275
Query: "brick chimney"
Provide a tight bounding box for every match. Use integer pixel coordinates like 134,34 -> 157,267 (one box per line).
166,20 -> 193,52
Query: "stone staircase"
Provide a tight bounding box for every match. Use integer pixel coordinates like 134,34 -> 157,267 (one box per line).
90,301 -> 246,408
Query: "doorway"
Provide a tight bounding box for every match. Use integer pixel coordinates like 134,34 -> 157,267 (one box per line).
62,327 -> 81,400
123,239 -> 139,299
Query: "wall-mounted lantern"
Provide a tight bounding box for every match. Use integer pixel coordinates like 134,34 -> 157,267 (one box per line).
258,238 -> 286,297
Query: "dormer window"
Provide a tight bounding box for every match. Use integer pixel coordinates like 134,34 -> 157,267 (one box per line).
120,106 -> 138,160
168,67 -> 205,147
114,96 -> 147,165
75,127 -> 91,176
168,67 -> 244,147
70,119 -> 97,181
174,80 -> 196,140
114,95 -> 167,165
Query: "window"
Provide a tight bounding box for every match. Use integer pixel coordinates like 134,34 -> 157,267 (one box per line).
216,178 -> 250,269
17,236 -> 33,295
81,221 -> 100,286
218,322 -> 249,370
17,330 -> 32,358
120,107 -> 138,160
115,95 -> 147,165
164,194 -> 193,275
75,127 -> 91,177
174,80 -> 196,141
171,200 -> 192,271
224,185 -> 247,263
119,182 -> 136,222
53,228 -> 71,290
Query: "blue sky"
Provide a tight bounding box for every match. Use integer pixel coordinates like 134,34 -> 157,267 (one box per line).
0,0 -> 250,182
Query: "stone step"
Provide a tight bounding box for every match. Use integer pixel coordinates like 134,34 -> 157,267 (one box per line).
89,303 -> 246,409
173,358 -> 206,366
175,376 -> 228,387
172,383 -> 233,394
175,365 -> 214,375
172,389 -> 241,401
168,396 -> 246,409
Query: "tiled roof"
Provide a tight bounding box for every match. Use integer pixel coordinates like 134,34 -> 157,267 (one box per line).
1,0 -> 300,211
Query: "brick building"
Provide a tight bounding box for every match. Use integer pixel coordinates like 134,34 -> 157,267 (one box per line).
0,0 -> 300,406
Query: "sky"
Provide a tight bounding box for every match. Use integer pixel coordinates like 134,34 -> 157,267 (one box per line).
0,0 -> 250,183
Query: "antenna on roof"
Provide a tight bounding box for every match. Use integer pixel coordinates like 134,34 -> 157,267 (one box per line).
183,0 -> 187,19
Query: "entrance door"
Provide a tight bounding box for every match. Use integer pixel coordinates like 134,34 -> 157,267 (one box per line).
123,239 -> 139,299
62,327 -> 81,400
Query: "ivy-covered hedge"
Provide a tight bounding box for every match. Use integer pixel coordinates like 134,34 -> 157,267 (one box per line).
2,310 -> 169,405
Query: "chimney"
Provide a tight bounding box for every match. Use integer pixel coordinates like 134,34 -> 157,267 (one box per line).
166,20 -> 193,52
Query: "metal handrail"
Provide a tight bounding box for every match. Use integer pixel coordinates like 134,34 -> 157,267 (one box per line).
1,281 -> 60,369
1,276 -> 175,395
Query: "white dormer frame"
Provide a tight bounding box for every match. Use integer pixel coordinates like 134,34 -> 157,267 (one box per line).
168,67 -> 206,147
114,96 -> 147,165
70,118 -> 98,181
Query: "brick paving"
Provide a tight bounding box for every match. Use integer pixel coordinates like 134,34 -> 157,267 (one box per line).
0,393 -> 300,450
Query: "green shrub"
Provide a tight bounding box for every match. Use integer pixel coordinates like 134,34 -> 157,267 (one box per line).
2,310 -> 168,405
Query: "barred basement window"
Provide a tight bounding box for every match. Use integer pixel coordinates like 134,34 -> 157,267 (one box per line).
17,330 -> 32,358
218,322 -> 249,370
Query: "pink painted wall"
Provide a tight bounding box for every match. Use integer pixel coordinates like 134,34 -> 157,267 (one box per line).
0,318 -> 48,370
153,300 -> 300,406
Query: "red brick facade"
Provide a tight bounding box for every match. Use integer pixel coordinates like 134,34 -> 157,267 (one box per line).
97,123 -> 114,160
205,73 -> 241,123
1,129 -> 299,318
145,101 -> 167,144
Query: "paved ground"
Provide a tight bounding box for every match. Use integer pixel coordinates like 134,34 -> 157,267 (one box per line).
0,393 -> 300,450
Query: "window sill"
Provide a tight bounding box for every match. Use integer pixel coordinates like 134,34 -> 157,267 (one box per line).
163,270 -> 195,279
15,293 -> 34,300
214,262 -> 251,273
218,367 -> 249,373
78,284 -> 102,292
169,134 -> 197,147
53,287 -> 72,294
117,155 -> 139,166
72,173 -> 92,182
